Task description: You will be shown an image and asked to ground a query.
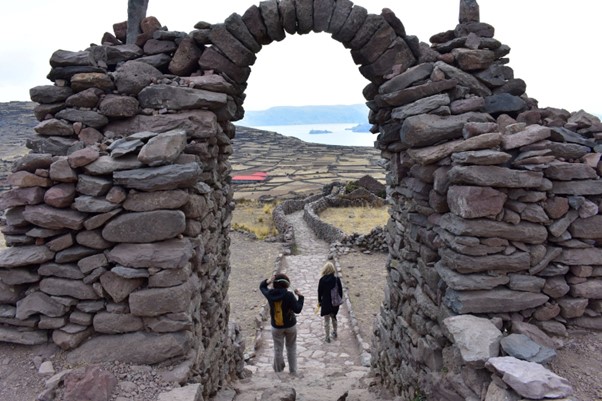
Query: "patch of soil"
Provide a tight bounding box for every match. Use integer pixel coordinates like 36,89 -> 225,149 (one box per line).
337,248 -> 388,341
0,343 -> 60,401
549,329 -> 602,401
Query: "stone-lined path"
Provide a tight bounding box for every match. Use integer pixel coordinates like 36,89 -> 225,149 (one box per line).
229,211 -> 390,401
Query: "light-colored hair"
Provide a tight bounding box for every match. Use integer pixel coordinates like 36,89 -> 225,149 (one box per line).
320,262 -> 336,277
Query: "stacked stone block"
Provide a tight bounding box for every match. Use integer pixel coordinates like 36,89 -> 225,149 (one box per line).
0,13 -> 246,396
368,1 -> 602,399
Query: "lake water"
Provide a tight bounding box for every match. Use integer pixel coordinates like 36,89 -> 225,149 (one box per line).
251,123 -> 378,147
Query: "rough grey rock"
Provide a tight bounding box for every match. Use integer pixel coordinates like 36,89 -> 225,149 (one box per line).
113,162 -> 201,191
66,331 -> 190,365
73,196 -> 120,213
129,282 -> 192,317
447,185 -> 506,218
0,326 -> 48,345
93,312 -> 144,334
138,129 -> 187,166
98,94 -> 139,118
29,85 -> 73,103
0,245 -> 55,268
102,210 -> 186,243
61,365 -> 117,401
34,119 -> 74,137
439,213 -> 548,244
443,315 -> 502,368
157,384 -> 202,401
500,333 -> 556,364
106,238 -> 193,269
113,60 -> 163,95
16,292 -> 68,320
55,109 -> 108,128
23,204 -> 87,230
444,288 -> 548,314
99,271 -> 145,303
486,357 -> 573,399
39,278 -> 100,300
123,189 -> 189,211
435,262 -> 509,290
82,155 -> 143,175
138,85 -> 228,111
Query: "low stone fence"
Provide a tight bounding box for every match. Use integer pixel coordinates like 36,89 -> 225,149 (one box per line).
302,190 -> 388,250
303,197 -> 346,243
272,194 -> 322,249
341,226 -> 388,253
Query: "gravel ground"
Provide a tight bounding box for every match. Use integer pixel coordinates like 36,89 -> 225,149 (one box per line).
337,248 -> 388,341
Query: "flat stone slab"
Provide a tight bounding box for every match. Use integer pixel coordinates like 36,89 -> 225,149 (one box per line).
0,326 -> 48,345
66,331 -> 190,365
443,314 -> 502,368
0,245 -> 55,268
444,288 -> 548,314
486,356 -> 573,399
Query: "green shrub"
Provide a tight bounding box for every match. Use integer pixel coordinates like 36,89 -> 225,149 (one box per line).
344,180 -> 359,193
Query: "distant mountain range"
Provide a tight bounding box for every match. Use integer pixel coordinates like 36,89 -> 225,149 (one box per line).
239,104 -> 370,126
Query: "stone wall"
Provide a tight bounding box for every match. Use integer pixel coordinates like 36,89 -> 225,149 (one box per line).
0,14 -> 245,397
0,0 -> 601,399
302,189 -> 387,247
303,197 -> 347,243
368,2 -> 602,400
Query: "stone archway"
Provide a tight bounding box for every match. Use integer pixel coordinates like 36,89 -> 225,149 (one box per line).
1,0 -> 601,399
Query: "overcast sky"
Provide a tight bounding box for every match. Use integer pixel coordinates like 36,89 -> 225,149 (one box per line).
1,0 -> 600,114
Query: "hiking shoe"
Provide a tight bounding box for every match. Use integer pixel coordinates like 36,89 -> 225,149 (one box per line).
332,331 -> 337,339
325,336 -> 331,343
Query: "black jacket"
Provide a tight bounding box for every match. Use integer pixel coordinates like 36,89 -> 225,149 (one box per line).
318,274 -> 342,316
260,279 -> 304,328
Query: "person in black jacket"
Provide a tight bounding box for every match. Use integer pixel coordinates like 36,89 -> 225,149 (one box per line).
317,262 -> 342,343
260,273 -> 304,374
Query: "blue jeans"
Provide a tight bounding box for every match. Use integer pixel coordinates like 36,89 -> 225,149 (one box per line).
271,325 -> 297,373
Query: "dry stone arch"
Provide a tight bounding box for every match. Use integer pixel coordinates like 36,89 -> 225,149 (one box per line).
0,0 -> 601,399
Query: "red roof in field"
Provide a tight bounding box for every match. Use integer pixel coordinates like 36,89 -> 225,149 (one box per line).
232,172 -> 269,182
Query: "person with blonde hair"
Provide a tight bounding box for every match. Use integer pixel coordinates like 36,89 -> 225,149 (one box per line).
317,261 -> 342,343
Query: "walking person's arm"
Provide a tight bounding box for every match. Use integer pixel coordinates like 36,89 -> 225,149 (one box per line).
293,288 -> 304,313
260,276 -> 274,297
317,277 -> 324,306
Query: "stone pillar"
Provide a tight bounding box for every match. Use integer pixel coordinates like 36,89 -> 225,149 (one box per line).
126,0 -> 150,44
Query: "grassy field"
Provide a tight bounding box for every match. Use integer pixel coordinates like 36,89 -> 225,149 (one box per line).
318,206 -> 390,235
231,200 -> 389,239
231,200 -> 279,239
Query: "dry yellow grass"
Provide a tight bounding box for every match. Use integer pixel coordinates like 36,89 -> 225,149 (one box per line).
318,206 -> 389,235
231,200 -> 279,239
231,201 -> 389,239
